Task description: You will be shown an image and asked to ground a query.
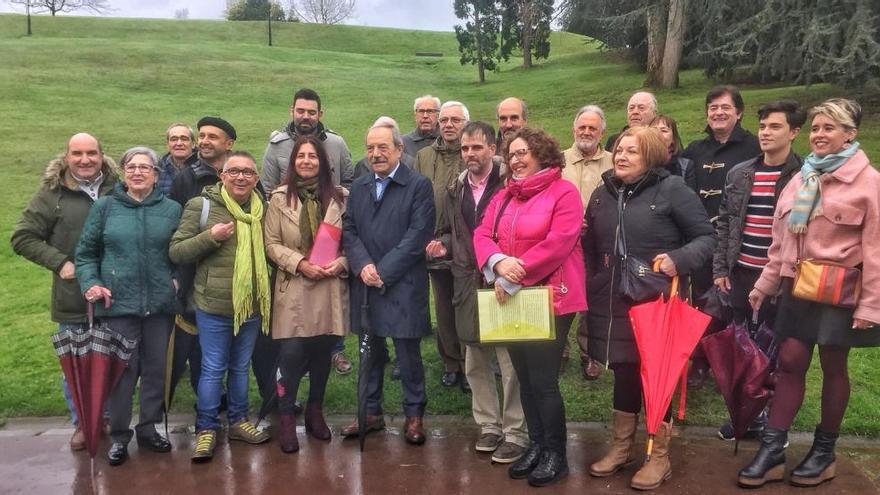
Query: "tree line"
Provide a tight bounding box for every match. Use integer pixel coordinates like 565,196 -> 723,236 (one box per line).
558,0 -> 880,90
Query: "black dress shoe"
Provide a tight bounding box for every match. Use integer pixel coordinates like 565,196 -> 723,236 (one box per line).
441,371 -> 459,387
528,450 -> 569,487
509,444 -> 543,479
137,433 -> 172,453
108,442 -> 128,466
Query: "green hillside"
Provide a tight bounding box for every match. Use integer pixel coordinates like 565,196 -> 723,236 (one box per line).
2,14 -> 878,434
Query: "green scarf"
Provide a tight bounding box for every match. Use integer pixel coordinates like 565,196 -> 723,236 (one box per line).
220,186 -> 271,335
788,141 -> 860,234
296,176 -> 322,253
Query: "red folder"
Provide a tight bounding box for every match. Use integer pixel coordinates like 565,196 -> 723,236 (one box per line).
308,222 -> 342,266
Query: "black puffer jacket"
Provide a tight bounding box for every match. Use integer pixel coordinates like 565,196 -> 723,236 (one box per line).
584,168 -> 716,364
712,151 -> 802,279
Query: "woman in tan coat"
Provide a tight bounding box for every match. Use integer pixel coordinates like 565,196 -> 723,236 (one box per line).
264,135 -> 349,454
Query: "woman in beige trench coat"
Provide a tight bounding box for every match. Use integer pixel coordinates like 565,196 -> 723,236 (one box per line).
264,135 -> 350,454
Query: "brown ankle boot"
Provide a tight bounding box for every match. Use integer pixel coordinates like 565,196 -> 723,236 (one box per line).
277,413 -> 299,453
630,421 -> 672,490
590,410 -> 638,477
304,402 -> 331,441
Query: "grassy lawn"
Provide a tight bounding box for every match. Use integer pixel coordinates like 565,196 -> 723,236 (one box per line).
1,14 -> 879,435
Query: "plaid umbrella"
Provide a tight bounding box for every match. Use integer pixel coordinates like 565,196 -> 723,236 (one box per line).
51,305 -> 136,460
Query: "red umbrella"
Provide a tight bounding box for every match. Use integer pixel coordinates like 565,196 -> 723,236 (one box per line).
51,305 -> 136,460
629,275 -> 712,457
701,320 -> 774,452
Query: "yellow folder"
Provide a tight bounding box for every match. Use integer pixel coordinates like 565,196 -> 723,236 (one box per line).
478,286 -> 556,343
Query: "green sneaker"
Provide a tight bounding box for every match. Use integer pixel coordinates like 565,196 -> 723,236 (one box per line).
228,420 -> 270,444
191,430 -> 216,463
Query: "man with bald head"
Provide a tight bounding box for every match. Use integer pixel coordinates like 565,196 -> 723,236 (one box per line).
605,91 -> 658,151
12,133 -> 119,451
496,97 -> 528,150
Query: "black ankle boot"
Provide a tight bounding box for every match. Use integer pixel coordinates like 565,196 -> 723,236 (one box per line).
737,426 -> 787,488
509,444 -> 543,479
790,426 -> 838,487
528,450 -> 569,487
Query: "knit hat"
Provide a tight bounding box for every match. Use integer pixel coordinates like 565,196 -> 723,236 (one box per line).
197,116 -> 237,140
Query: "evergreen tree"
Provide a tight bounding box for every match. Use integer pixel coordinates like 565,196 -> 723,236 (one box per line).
502,0 -> 554,69
454,0 -> 513,83
561,0 -> 880,89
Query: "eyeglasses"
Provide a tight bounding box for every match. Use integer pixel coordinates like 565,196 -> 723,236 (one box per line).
124,164 -> 154,174
438,117 -> 465,125
509,148 -> 530,161
168,135 -> 192,143
416,108 -> 438,115
223,168 -> 257,179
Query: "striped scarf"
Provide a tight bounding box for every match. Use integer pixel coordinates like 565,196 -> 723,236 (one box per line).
788,142 -> 859,234
220,186 -> 271,335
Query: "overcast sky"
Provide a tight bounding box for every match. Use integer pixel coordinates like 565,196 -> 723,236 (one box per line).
1,0 -> 461,31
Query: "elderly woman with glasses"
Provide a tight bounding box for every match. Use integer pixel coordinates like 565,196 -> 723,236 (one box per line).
75,146 -> 182,466
473,127 -> 587,487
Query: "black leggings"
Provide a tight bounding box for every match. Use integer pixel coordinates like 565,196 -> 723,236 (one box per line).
276,335 -> 341,414
768,337 -> 850,433
611,362 -> 672,421
507,314 -> 574,455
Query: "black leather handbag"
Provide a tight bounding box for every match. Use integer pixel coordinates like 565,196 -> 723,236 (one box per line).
616,190 -> 672,302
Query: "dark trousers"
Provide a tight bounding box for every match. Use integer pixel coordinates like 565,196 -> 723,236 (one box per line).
167,325 -> 201,407
507,313 -> 574,455
276,335 -> 340,414
105,314 -> 173,444
365,337 -> 426,417
252,329 -> 280,403
430,269 -> 463,373
611,362 -> 672,421
729,265 -> 777,326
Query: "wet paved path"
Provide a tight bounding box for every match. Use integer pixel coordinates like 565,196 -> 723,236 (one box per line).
1,415 -> 877,494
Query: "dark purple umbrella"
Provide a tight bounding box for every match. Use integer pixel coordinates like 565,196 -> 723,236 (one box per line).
701,320 -> 773,452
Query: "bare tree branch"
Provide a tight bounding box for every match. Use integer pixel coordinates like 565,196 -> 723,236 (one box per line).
8,0 -> 112,16
288,0 -> 355,24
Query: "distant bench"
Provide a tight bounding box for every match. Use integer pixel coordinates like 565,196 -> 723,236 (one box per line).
415,52 -> 444,57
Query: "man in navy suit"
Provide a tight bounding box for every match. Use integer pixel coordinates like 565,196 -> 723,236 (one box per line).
341,122 -> 435,445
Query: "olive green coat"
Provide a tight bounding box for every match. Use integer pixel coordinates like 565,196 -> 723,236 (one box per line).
169,184 -> 267,318
11,155 -> 118,322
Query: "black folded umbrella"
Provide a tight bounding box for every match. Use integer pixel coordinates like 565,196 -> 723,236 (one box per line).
358,288 -> 375,452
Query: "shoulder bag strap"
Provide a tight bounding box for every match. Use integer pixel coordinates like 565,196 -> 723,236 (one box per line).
492,194 -> 514,242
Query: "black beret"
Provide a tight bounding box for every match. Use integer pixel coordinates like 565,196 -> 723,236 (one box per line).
197,116 -> 237,140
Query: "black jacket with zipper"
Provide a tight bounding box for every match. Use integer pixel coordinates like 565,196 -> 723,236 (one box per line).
712,151 -> 802,279
584,167 -> 716,364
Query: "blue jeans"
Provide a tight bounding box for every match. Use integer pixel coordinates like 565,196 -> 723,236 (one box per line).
195,310 -> 261,431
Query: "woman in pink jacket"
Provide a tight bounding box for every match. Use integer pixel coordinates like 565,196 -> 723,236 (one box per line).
473,127 -> 587,487
739,98 -> 880,488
